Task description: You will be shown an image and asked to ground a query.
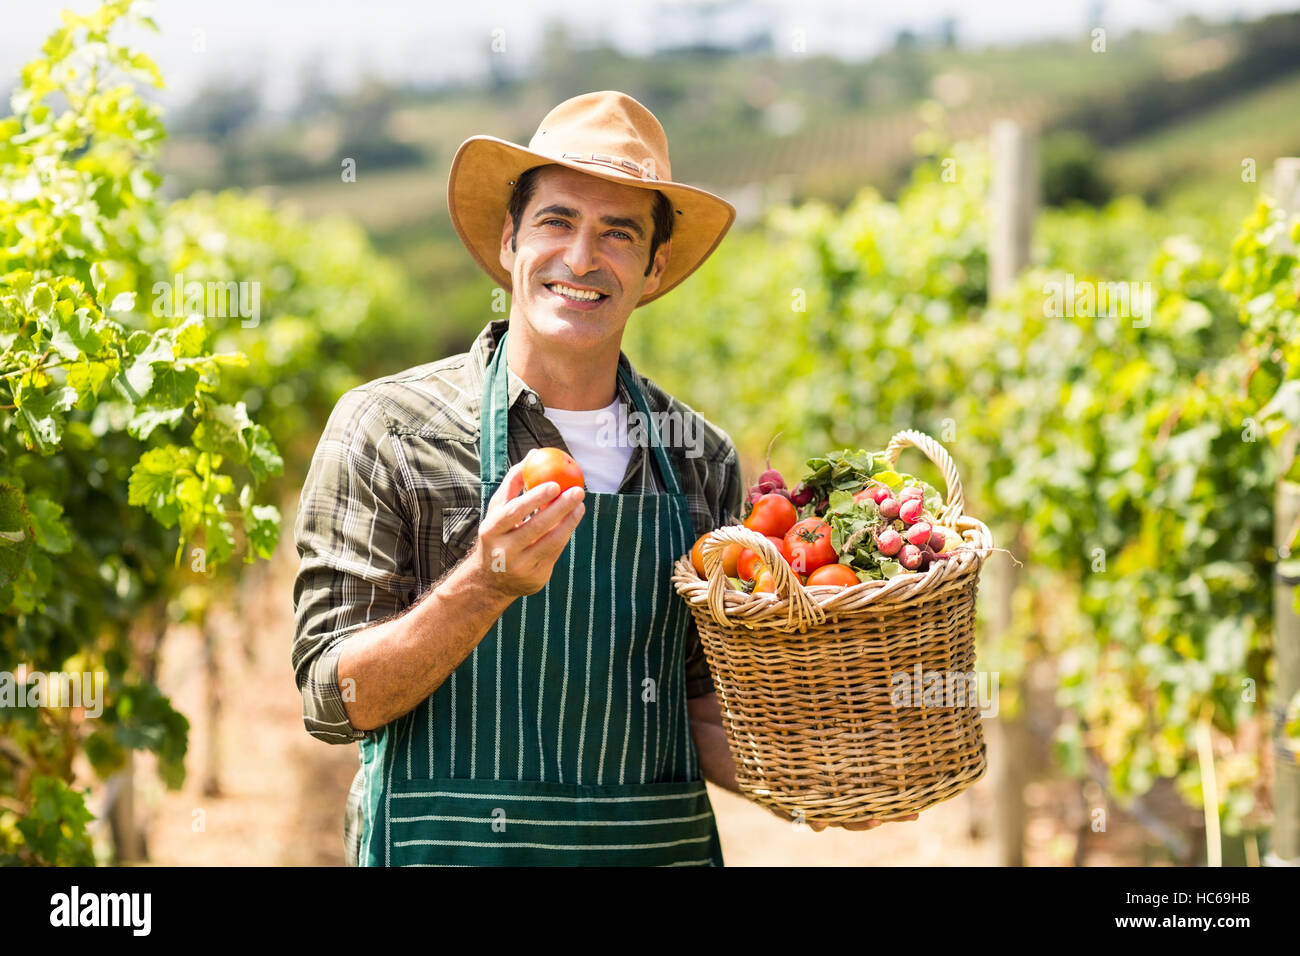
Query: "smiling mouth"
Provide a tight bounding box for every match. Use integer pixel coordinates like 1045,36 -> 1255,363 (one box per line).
545,282 -> 609,303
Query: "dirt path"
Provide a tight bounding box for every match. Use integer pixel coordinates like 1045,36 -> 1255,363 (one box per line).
136,533 -> 358,866
133,518 -> 1137,866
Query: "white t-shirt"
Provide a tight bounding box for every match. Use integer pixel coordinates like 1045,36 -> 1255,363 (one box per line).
541,396 -> 635,494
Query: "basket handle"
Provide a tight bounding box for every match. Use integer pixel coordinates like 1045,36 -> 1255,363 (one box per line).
882,429 -> 965,529
700,525 -> 826,631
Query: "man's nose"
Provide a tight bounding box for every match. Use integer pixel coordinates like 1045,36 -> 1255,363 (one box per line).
562,228 -> 598,276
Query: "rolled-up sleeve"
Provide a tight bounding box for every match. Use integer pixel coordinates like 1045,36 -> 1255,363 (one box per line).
292,387 -> 418,743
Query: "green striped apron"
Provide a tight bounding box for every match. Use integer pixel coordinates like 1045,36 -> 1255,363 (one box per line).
357,329 -> 724,866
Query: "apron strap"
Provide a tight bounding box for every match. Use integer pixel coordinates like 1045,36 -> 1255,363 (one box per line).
479,328 -> 685,500
616,362 -> 685,499
480,326 -> 512,491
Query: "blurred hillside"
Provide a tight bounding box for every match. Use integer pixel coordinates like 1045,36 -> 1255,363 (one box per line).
157,10 -> 1300,361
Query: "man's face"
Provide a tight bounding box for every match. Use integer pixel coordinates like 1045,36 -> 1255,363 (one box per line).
499,164 -> 669,353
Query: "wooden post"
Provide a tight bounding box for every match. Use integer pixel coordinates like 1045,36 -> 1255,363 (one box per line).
1268,157 -> 1300,867
986,120 -> 1036,866
989,121 -> 1038,298
201,622 -> 223,797
106,749 -> 145,863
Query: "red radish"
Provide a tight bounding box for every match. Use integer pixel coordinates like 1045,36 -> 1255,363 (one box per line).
869,485 -> 892,504
755,435 -> 788,495
879,496 -> 900,520
905,522 -> 932,547
899,544 -> 923,571
876,528 -> 903,556
928,528 -> 945,552
900,486 -> 924,502
790,483 -> 813,506
899,497 -> 925,524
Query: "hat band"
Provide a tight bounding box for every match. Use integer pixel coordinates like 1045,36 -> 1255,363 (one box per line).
558,151 -> 661,181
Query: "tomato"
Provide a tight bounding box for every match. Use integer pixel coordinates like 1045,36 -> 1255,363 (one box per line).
523,448 -> 584,495
690,534 -> 708,577
690,533 -> 743,579
737,535 -> 790,581
751,565 -> 778,594
784,518 -> 836,575
806,563 -> 861,588
737,547 -> 760,582
743,493 -> 798,539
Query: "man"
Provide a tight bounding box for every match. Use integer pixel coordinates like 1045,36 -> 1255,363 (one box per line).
293,91 -> 907,867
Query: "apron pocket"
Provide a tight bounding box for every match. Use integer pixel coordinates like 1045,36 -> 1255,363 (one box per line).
384,776 -> 718,867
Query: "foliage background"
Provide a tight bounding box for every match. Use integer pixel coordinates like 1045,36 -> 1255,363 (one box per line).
3,0 -> 1299,865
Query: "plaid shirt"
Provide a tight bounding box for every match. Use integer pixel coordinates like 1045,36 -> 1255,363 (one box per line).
291,317 -> 742,863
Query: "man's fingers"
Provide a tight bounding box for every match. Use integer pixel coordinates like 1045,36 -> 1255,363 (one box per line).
507,485 -> 583,541
490,472 -> 574,533
481,485 -> 585,585
499,481 -> 564,528
804,815 -> 917,831
495,458 -> 530,502
518,488 -> 586,556
506,459 -> 529,502
486,460 -> 529,518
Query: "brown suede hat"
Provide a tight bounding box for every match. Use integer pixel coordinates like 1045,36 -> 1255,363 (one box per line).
446,91 -> 736,307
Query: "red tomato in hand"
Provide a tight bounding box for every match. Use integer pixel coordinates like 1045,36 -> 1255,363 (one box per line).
523,448 -> 584,494
737,535 -> 791,581
806,563 -> 861,588
744,493 -> 798,538
784,518 -> 836,575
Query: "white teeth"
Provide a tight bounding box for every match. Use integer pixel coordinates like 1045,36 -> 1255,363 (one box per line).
548,283 -> 604,301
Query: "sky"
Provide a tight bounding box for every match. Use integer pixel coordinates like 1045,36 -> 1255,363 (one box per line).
3,0 -> 1299,112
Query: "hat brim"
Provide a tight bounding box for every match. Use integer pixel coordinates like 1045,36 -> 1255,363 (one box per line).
447,135 -> 736,308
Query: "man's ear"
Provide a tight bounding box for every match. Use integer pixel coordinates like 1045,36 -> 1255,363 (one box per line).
641,239 -> 671,297
498,216 -> 516,273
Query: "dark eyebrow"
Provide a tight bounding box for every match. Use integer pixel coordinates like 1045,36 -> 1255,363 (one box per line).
533,204 -> 645,240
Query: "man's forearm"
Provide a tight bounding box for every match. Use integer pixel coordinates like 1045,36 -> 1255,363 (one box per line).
336,551 -> 515,731
689,692 -> 740,793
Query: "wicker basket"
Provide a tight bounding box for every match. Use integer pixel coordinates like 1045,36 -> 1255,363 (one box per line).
671,429 -> 994,823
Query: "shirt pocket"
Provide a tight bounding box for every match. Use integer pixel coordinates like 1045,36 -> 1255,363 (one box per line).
440,506 -> 481,571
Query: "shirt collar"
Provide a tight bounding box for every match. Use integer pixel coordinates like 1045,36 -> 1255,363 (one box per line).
468,318 -> 639,416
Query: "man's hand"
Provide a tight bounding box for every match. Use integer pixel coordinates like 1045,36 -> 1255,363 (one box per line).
474,451 -> 586,598
772,807 -> 920,831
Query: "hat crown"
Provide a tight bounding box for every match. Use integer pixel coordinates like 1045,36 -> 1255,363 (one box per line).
527,91 -> 671,183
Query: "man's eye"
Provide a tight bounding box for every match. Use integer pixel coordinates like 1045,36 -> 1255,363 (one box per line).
539,220 -> 630,241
